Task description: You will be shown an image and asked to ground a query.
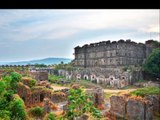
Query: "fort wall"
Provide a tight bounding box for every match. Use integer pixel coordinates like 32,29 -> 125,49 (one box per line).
74,39 -> 154,68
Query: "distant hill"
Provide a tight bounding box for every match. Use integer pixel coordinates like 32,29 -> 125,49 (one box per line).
0,58 -> 72,65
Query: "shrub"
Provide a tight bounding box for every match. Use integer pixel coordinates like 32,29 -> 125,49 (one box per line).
29,79 -> 37,88
10,72 -> 22,93
48,75 -> 64,83
130,87 -> 160,97
66,87 -> 102,119
29,106 -> 44,118
0,110 -> 11,120
143,48 -> 160,77
9,96 -> 27,120
44,112 -> 56,120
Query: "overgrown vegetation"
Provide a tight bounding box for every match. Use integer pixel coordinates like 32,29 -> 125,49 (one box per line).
73,80 -> 101,88
65,87 -> 102,119
10,72 -> 22,93
0,72 -> 27,120
29,106 -> 45,118
28,79 -> 37,88
48,75 -> 64,83
130,87 -> 160,97
143,48 -> 160,77
44,112 -> 56,120
9,95 -> 27,120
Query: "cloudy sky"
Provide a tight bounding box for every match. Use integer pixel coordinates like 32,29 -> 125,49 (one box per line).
0,9 -> 159,62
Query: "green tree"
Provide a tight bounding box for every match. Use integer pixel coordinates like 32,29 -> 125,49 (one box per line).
65,87 -> 102,119
10,72 -> 22,93
9,96 -> 27,120
143,48 -> 160,77
0,73 -> 26,120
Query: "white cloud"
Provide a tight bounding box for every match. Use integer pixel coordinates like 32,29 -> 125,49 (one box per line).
0,9 -> 159,42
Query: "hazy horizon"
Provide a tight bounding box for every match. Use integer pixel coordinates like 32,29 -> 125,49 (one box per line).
0,9 -> 159,62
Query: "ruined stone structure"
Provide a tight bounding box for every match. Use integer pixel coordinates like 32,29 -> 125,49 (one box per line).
73,39 -> 154,68
59,39 -> 157,88
58,68 -> 134,88
17,82 -> 52,107
17,80 -> 67,107
29,67 -> 54,75
86,87 -> 104,107
109,94 -> 160,120
30,71 -> 48,81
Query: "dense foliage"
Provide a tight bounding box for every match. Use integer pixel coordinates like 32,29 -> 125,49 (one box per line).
9,95 -> 27,120
0,72 -> 27,120
29,106 -> 45,118
48,75 -> 64,83
143,48 -> 160,77
28,79 -> 37,88
130,87 -> 160,97
44,112 -> 56,120
65,87 -> 102,119
10,72 -> 22,93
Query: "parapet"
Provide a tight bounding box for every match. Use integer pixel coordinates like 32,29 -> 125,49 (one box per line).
74,39 -> 147,50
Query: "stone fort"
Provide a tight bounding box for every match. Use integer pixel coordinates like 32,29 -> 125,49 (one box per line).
58,39 -> 157,88
73,39 -> 154,68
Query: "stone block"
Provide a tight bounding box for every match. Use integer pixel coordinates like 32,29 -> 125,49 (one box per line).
126,98 -> 144,120
110,95 -> 127,118
145,95 -> 160,115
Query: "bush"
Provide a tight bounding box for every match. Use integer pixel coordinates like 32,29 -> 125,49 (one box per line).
29,79 -> 37,88
48,75 -> 64,83
10,72 -> 22,93
29,106 -> 44,118
66,87 -> 102,119
130,87 -> 160,97
9,96 -> 27,120
44,112 -> 56,120
0,110 -> 11,120
143,48 -> 160,77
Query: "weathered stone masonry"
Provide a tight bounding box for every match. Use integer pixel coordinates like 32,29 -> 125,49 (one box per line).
73,39 -> 154,68
62,40 -> 156,88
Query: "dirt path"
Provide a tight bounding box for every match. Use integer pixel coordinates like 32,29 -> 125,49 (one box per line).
103,88 -> 137,93
51,84 -> 137,93
51,85 -> 69,90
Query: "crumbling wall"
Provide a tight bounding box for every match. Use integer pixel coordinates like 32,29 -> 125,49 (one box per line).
58,68 -> 132,88
51,92 -> 67,103
30,71 -> 48,81
17,82 -> 52,107
109,94 -> 160,120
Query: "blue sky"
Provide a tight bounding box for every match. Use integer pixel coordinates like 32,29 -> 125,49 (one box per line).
0,9 -> 159,62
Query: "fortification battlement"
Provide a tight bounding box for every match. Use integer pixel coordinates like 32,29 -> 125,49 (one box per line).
74,39 -> 154,50
73,39 -> 157,68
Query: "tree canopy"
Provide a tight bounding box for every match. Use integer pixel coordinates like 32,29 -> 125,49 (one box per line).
143,48 -> 160,77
